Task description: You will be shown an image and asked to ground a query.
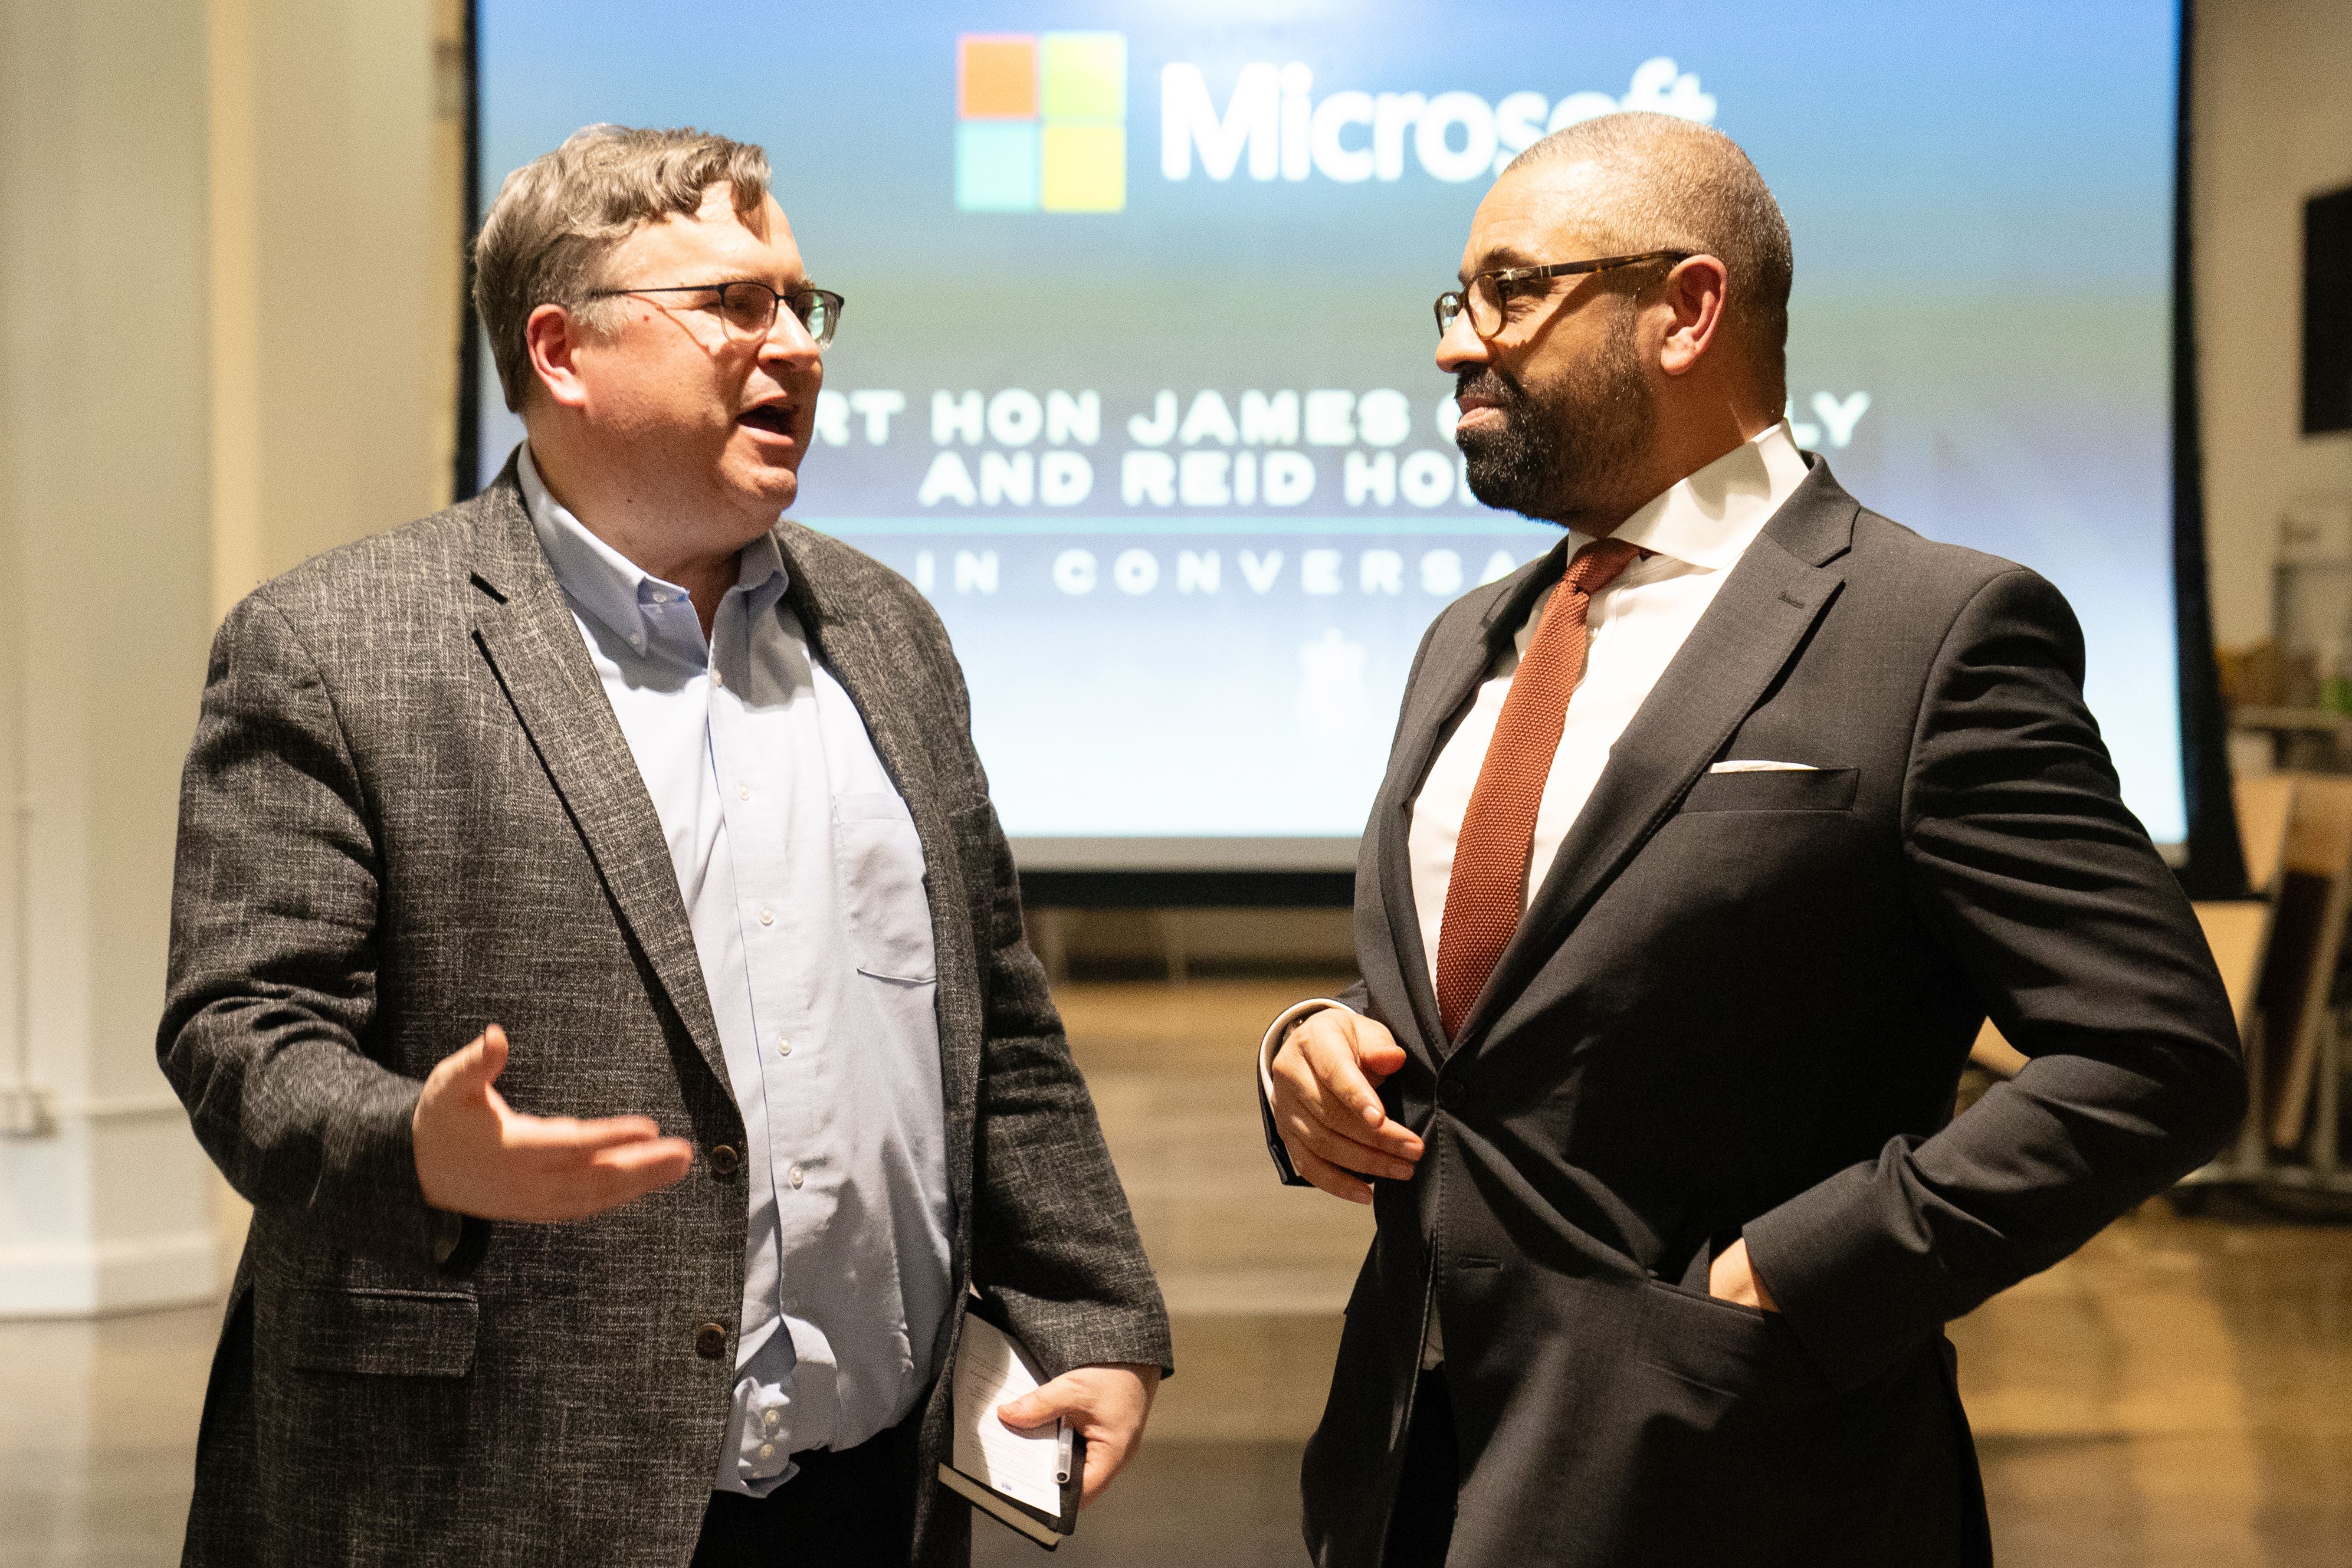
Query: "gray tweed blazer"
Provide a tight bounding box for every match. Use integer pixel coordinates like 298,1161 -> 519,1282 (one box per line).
159,461 -> 1170,1567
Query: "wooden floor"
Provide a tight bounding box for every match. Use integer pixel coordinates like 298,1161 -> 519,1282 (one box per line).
8,978 -> 2352,1566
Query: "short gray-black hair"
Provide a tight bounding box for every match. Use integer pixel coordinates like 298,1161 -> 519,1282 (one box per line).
1505,112 -> 1793,408
472,124 -> 772,411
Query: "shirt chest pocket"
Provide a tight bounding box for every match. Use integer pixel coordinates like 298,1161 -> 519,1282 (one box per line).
832,792 -> 937,983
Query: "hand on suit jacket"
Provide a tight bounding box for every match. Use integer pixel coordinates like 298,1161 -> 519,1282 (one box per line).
1269,1009 -> 1426,1203
995,1362 -> 1162,1507
412,1024 -> 696,1220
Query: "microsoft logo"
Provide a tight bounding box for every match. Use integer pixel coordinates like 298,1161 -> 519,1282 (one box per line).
955,31 -> 1127,214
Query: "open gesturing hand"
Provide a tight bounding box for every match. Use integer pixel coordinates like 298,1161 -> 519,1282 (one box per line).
411,1024 -> 695,1221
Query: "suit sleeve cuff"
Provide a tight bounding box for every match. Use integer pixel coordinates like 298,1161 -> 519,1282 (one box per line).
1738,1139 -> 1953,1393
1258,999 -> 1354,1186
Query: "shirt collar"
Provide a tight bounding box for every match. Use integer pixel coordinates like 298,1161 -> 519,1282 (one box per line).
1569,420 -> 1809,573
516,443 -> 788,660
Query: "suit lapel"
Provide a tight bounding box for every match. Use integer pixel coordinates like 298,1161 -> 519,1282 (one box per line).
1452,462 -> 1857,1052
465,473 -> 733,1104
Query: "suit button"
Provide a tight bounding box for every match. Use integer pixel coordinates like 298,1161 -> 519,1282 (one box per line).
710,1144 -> 741,1177
1438,1078 -> 1468,1112
695,1322 -> 729,1360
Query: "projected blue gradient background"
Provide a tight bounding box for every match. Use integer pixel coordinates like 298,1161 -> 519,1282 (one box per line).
478,1 -> 2182,855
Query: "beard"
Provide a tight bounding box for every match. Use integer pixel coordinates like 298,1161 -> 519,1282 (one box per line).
1453,309 -> 1653,526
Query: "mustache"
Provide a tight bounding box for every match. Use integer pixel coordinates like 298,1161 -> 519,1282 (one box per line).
1454,366 -> 1525,409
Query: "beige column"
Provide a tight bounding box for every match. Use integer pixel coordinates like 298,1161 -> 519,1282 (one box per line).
238,0 -> 451,589
0,0 -> 223,1315
198,0 -> 454,1269
0,0 -> 458,1316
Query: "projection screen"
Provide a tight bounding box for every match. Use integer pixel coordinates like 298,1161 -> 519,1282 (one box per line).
472,1 -> 2184,875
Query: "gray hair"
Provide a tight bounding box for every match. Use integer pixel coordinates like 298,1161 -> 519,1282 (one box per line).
472,124 -> 772,411
1504,112 -> 1793,409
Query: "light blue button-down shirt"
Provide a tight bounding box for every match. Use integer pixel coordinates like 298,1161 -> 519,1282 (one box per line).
519,447 -> 955,1497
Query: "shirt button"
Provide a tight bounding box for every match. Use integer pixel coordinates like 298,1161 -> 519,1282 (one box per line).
776,1036 -> 792,1058
710,668 -> 724,687
758,907 -> 775,926
710,1144 -> 741,1178
789,1164 -> 805,1189
694,1322 -> 728,1360
737,783 -> 752,801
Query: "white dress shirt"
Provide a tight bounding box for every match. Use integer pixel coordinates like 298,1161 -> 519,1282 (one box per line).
519,447 -> 955,1496
1403,419 -> 1810,983
1259,422 -> 1810,1364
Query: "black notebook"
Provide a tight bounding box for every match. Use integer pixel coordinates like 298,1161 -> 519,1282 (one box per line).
937,1298 -> 1084,1549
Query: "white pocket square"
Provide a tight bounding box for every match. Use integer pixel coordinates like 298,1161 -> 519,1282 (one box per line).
1709,760 -> 1821,773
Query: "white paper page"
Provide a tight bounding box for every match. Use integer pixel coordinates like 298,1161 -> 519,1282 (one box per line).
952,1314 -> 1065,1516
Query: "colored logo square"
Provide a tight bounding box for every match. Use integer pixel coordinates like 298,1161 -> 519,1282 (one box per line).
956,121 -> 1039,212
1040,32 -> 1125,122
1041,124 -> 1125,213
958,35 -> 1035,120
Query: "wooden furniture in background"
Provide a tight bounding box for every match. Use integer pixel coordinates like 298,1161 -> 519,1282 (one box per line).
2258,776 -> 2352,1150
2234,773 -> 2298,896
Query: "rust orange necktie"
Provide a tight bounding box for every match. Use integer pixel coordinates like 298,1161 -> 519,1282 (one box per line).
1434,537 -> 1644,1041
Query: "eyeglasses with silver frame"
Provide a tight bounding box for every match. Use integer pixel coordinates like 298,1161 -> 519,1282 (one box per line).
583,280 -> 844,346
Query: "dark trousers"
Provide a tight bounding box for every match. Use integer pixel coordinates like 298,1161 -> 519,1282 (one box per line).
1383,1367 -> 1459,1568
690,1418 -> 916,1568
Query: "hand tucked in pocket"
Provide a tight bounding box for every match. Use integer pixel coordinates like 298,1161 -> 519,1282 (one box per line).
1707,1237 -> 1780,1311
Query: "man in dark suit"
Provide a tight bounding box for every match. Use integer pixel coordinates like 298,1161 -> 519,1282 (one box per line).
1259,111 -> 2244,1567
161,124 -> 1167,1567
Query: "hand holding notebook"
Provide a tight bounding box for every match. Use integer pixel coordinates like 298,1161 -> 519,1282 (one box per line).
939,1297 -> 1160,1549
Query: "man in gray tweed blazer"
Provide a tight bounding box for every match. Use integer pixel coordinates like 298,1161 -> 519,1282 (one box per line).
160,124 -> 1169,1567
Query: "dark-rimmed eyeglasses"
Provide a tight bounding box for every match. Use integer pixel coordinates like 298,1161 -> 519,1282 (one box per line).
1434,250 -> 1692,339
585,280 -> 844,346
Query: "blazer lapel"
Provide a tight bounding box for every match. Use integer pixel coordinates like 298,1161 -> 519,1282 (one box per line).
1374,551 -> 1569,1061
465,473 -> 733,1104
1453,462 -> 1858,1053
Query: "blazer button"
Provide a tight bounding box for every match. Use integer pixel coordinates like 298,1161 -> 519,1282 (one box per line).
710,1144 -> 741,1178
1438,1077 -> 1468,1112
695,1322 -> 729,1360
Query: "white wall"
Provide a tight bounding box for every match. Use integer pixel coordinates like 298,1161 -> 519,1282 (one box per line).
2196,0 -> 2352,645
